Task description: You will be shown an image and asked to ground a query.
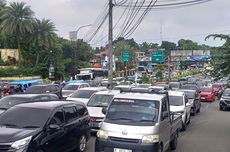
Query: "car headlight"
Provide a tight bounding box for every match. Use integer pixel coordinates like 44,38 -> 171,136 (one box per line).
11,136 -> 32,150
97,130 -> 108,139
141,135 -> 159,144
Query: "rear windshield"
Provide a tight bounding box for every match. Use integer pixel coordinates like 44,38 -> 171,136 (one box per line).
169,83 -> 180,88
200,87 -> 212,92
169,95 -> 183,106
0,107 -> 50,128
26,86 -> 45,94
0,97 -> 31,109
105,98 -> 159,125
181,85 -> 197,90
63,84 -> 79,90
70,90 -> 97,98
87,94 -> 114,107
222,90 -> 230,96
183,91 -> 195,99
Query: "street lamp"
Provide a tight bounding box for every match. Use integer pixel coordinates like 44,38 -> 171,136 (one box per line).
73,24 -> 92,78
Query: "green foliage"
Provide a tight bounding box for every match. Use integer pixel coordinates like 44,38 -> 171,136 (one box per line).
139,74 -> 151,84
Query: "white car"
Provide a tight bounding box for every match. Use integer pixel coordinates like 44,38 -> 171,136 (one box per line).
66,87 -> 108,105
61,82 -> 90,98
169,91 -> 191,131
87,90 -> 120,132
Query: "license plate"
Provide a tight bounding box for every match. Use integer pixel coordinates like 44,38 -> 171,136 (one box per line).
114,148 -> 132,152
201,97 -> 205,99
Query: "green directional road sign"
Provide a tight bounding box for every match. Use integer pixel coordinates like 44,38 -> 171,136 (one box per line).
151,50 -> 164,63
121,51 -> 129,62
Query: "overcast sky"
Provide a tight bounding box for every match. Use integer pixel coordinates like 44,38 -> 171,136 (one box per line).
8,0 -> 230,47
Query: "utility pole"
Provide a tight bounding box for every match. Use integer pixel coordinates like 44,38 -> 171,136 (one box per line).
108,0 -> 114,90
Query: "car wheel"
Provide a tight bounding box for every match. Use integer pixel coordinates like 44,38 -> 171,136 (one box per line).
158,144 -> 163,152
77,134 -> 87,152
170,131 -> 178,150
187,115 -> 191,124
220,106 -> 223,111
181,118 -> 187,131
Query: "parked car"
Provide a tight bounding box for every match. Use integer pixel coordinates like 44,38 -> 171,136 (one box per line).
0,94 -> 58,115
181,84 -> 201,100
62,82 -> 90,99
67,87 -> 108,105
25,84 -> 63,99
96,92 -> 182,152
178,89 -> 201,116
87,90 -> 119,132
219,88 -> 230,111
200,86 -> 215,102
169,91 -> 191,131
0,101 -> 90,152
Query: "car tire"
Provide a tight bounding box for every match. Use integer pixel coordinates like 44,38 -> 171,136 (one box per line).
187,115 -> 191,124
76,134 -> 87,152
220,106 -> 223,111
170,131 -> 178,150
181,118 -> 187,131
158,144 -> 163,152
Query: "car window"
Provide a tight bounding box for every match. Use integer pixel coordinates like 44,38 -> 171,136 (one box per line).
50,109 -> 65,125
50,95 -> 59,100
76,105 -> 87,116
64,107 -> 77,122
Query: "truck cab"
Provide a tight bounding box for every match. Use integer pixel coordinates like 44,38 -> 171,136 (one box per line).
95,92 -> 182,152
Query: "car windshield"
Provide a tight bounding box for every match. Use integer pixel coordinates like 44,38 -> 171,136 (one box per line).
105,98 -> 159,124
212,84 -> 221,88
87,94 -> 114,107
63,84 -> 79,90
183,91 -> 195,99
169,83 -> 180,88
0,107 -> 50,128
200,87 -> 212,92
222,90 -> 230,96
70,90 -> 97,98
169,95 -> 183,106
26,86 -> 45,94
0,96 -> 31,109
181,85 -> 197,90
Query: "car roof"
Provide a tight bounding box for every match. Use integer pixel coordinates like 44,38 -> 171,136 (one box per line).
14,101 -> 83,109
2,94 -> 53,98
93,90 -> 120,95
114,93 -> 165,101
178,89 -> 196,93
78,87 -> 107,91
168,91 -> 185,96
66,82 -> 88,85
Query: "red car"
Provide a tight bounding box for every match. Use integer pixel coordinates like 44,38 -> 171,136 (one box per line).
200,86 -> 215,102
212,83 -> 223,96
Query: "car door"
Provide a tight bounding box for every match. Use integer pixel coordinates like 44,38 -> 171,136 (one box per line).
63,106 -> 81,151
41,108 -> 67,152
76,105 -> 90,135
160,98 -> 171,150
185,96 -> 191,121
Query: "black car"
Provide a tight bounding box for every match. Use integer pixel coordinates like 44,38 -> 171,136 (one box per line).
0,94 -> 59,115
0,101 -> 91,152
25,84 -> 63,99
219,88 -> 230,111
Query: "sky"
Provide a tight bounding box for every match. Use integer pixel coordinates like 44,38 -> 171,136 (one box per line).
8,0 -> 230,47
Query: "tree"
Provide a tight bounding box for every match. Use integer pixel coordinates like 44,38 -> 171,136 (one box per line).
205,34 -> 230,80
161,41 -> 177,57
139,42 -> 159,52
30,18 -> 57,65
178,39 -> 199,50
1,2 -> 34,64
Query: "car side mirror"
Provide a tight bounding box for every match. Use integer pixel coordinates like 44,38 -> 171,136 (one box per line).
102,107 -> 108,115
49,124 -> 60,130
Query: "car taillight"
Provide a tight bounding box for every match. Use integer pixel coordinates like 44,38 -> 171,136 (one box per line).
90,117 -> 96,122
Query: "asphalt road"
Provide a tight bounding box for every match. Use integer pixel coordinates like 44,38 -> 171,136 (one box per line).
85,100 -> 230,152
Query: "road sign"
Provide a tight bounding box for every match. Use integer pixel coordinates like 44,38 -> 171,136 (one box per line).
121,51 -> 129,62
151,50 -> 164,63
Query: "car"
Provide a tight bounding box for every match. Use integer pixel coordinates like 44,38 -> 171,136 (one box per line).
169,91 -> 191,131
62,82 -> 90,99
96,91 -> 182,152
219,88 -> 230,111
0,94 -> 59,115
25,84 -> 63,99
178,89 -> 201,116
200,86 -> 215,102
169,82 -> 181,90
113,85 -> 134,92
0,101 -> 91,152
181,84 -> 201,100
87,90 -> 120,132
66,87 -> 108,105
149,85 -> 167,93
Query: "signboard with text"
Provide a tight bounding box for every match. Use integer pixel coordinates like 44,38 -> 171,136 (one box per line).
151,50 -> 164,63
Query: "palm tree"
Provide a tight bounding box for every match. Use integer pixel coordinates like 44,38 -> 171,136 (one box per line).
1,2 -> 34,65
30,18 -> 57,65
